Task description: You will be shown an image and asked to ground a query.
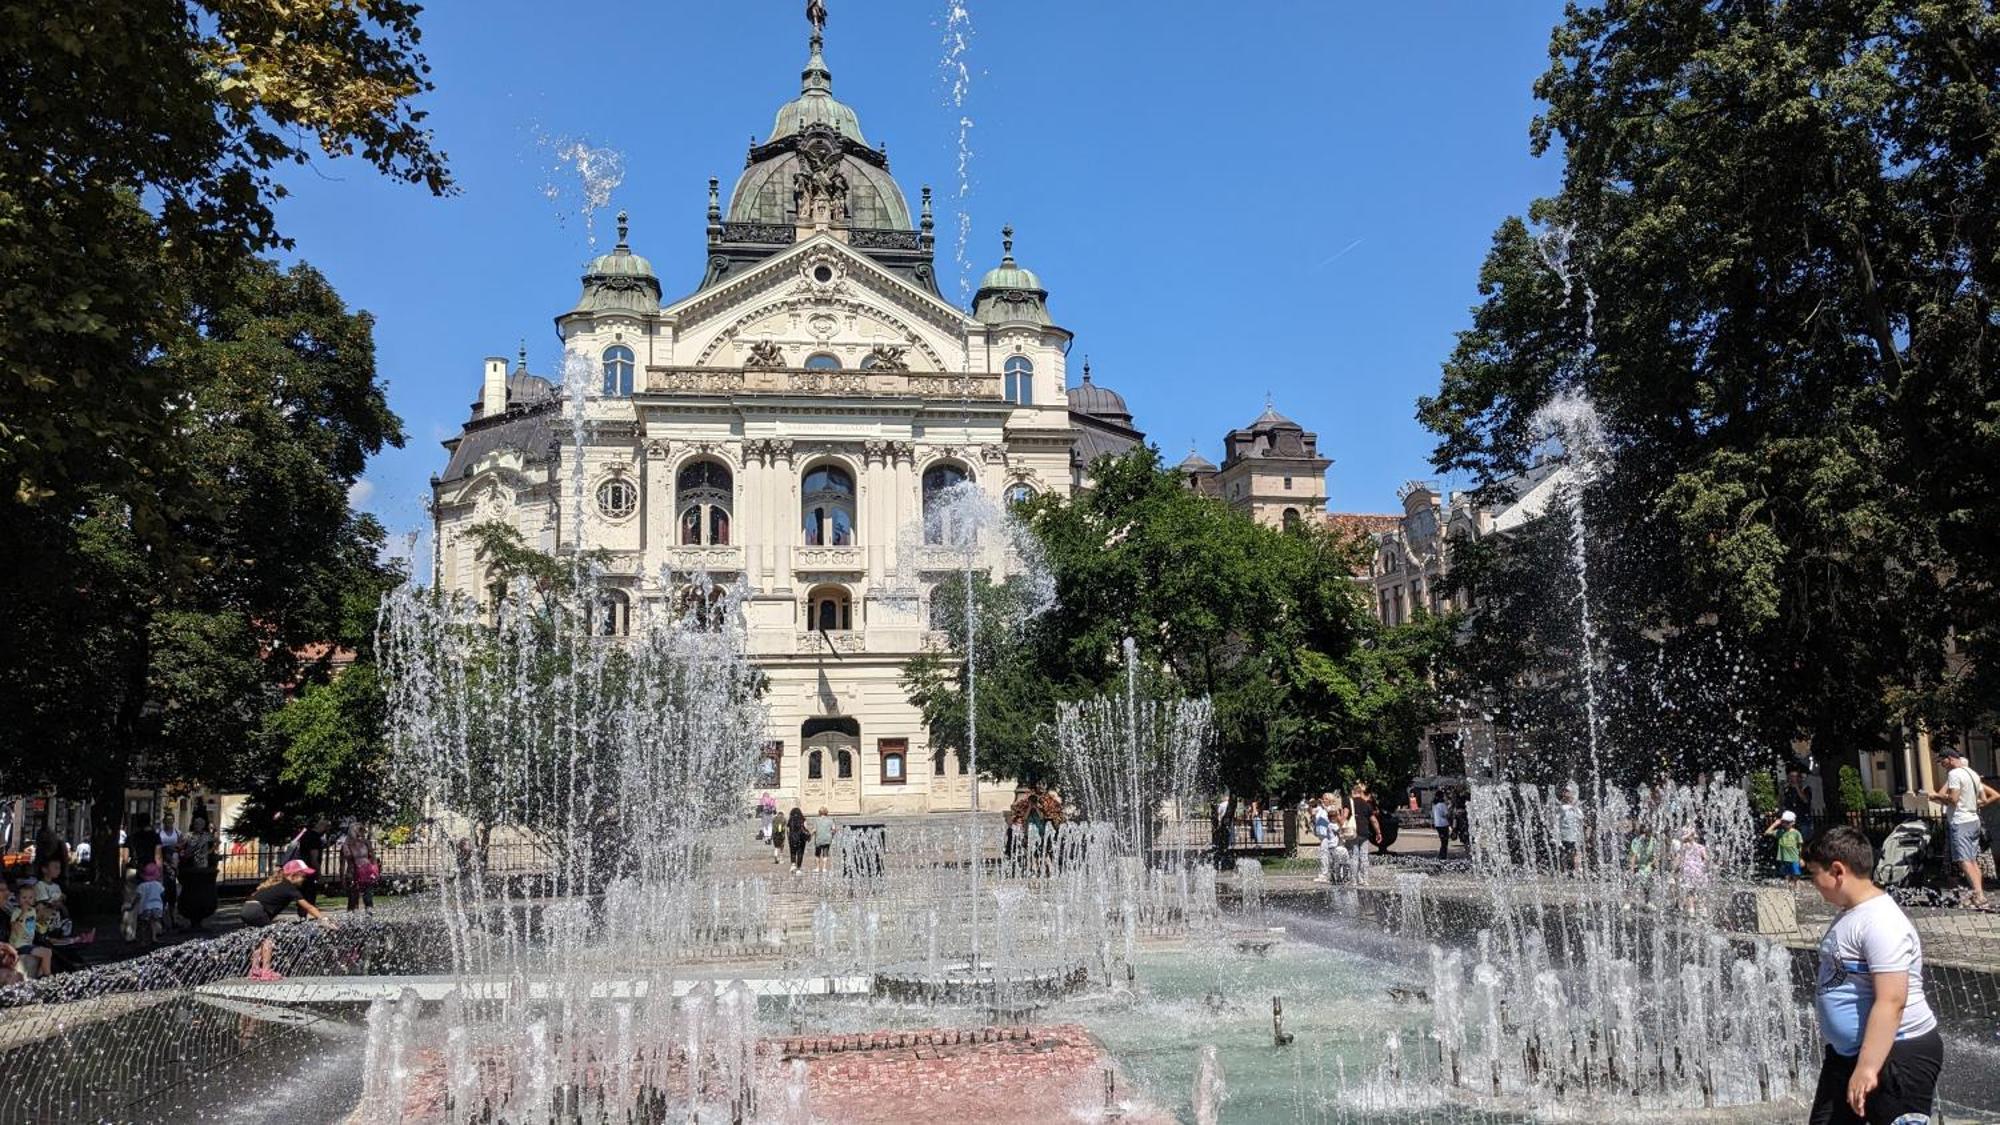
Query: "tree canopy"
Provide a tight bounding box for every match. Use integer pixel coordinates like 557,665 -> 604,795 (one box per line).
1419,0 -> 2000,771
904,449 -> 1445,802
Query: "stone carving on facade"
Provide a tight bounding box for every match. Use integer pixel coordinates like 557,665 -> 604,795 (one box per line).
769,437 -> 795,464
663,368 -> 745,394
644,439 -> 671,460
742,339 -> 785,369
864,343 -> 909,371
796,547 -> 864,570
862,439 -> 890,465
979,443 -> 1008,466
790,125 -> 851,224
742,438 -> 771,466
887,440 -> 916,465
788,369 -> 868,395
797,631 -> 863,655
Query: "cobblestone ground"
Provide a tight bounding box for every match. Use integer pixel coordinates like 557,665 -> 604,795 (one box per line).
771,1024 -> 1169,1124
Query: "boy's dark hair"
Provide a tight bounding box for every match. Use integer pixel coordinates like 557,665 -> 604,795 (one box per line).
1802,825 -> 1874,878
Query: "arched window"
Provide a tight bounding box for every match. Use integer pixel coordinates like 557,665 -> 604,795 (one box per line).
808,584 -> 852,632
933,748 -> 949,776
676,460 -> 733,546
597,478 -> 637,520
922,463 -> 972,546
592,589 -> 630,637
1003,355 -> 1033,405
677,585 -> 727,630
1282,507 -> 1301,530
1005,482 -> 1036,507
804,353 -> 842,370
808,750 -> 824,780
836,749 -> 854,779
802,464 -> 856,546
602,345 -> 635,397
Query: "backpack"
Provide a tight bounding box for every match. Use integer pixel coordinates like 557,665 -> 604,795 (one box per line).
353,859 -> 381,888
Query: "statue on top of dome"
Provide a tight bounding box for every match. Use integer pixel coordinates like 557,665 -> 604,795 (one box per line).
807,0 -> 828,35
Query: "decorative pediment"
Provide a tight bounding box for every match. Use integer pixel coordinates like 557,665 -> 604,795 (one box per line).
668,234 -> 967,350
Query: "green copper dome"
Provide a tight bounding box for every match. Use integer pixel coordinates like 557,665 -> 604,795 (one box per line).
570,211 -> 661,315
972,227 -> 1052,326
767,36 -> 868,145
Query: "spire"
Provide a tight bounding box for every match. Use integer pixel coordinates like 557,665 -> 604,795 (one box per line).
1000,225 -> 1017,267
1081,356 -> 1092,384
706,177 -> 722,243
515,342 -> 528,372
614,209 -> 630,250
802,31 -> 833,95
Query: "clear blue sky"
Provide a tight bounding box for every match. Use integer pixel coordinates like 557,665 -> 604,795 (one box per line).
271,1 -> 1568,553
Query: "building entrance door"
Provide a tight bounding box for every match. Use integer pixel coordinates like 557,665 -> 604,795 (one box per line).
802,719 -> 862,815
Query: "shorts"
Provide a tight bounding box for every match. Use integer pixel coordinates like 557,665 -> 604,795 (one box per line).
1782,860 -> 1803,877
1948,818 -> 1982,863
239,901 -> 272,927
813,843 -> 830,857
1809,1027 -> 1941,1125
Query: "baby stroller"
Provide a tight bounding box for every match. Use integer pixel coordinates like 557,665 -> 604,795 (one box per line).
1874,819 -> 1949,890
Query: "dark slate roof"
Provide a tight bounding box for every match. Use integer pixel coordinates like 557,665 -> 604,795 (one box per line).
1069,417 -> 1142,467
440,407 -> 562,483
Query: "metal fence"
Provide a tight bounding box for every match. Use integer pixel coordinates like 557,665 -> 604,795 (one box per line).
118,838 -> 556,888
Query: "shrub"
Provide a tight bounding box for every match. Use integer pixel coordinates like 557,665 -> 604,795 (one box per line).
1865,789 -> 1892,810
1837,765 -> 1866,814
1745,769 -> 1778,815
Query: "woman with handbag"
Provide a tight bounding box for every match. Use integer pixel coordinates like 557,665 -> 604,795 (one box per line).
340,822 -> 379,913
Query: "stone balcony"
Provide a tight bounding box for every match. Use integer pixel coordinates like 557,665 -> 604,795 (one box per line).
644,366 -> 1002,400
793,545 -> 865,572
661,545 -> 745,573
797,630 -> 864,655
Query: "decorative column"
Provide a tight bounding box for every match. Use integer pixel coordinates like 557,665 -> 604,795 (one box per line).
741,440 -> 767,592
769,438 -> 795,589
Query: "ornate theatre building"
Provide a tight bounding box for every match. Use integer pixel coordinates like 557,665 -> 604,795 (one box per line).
430,22 -> 1140,814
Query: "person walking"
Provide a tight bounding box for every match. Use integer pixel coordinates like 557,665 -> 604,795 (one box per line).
125,814 -> 161,880
1764,810 -> 1805,882
1431,791 -> 1452,860
1804,826 -> 1942,1124
241,859 -> 337,981
1247,799 -> 1265,849
179,812 -> 220,929
770,808 -> 788,866
811,808 -> 835,875
1783,767 -> 1817,840
156,813 -> 185,929
294,817 -> 330,919
1927,749 -> 1996,910
1349,785 -> 1379,878
340,822 -> 379,913
1312,794 -> 1336,884
1556,786 -> 1585,875
134,863 -> 166,946
756,792 -> 778,843
786,807 -> 808,874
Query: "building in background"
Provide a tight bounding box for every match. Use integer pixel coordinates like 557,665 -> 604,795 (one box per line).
430,18 -> 1143,815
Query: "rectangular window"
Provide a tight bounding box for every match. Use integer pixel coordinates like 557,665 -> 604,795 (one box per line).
757,741 -> 783,787
1283,476 -> 1293,490
879,738 -> 908,785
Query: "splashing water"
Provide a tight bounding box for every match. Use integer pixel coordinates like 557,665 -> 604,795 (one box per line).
535,132 -> 627,249
938,3 -> 976,308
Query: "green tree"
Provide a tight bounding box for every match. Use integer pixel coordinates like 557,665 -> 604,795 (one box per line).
904,449 -> 1445,802
0,258 -> 406,884
1,0 -> 448,517
1419,1 -> 2000,779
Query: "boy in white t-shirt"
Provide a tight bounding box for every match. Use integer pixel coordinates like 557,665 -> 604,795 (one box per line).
1927,748 -> 1997,909
1804,825 -> 1942,1124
